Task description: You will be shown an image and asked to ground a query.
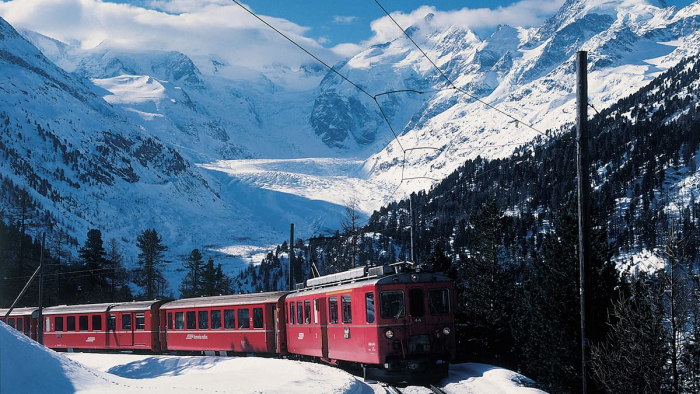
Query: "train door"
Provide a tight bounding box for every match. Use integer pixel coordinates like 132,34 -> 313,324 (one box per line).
107,314 -> 117,347
118,312 -> 134,346
316,297 -> 329,359
273,306 -> 280,353
408,287 -> 427,334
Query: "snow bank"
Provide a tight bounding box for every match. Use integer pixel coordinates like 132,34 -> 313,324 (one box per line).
0,321 -> 362,394
0,322 -> 109,394
1,321 -> 546,394
443,363 -> 547,394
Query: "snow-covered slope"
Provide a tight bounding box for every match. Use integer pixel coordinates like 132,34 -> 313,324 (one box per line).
0,321 -> 547,394
353,0 -> 700,191
3,0 -> 700,288
0,16 -> 305,282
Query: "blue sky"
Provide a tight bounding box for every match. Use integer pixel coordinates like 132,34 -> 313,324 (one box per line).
239,0 -> 528,44
140,0 -> 694,45
0,0 -> 696,71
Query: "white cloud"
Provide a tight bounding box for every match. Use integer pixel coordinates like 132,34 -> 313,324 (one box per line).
0,0 -> 566,74
364,0 -> 565,45
0,0 -> 340,72
332,15 -> 357,24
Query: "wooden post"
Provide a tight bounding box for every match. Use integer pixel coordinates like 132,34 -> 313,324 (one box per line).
38,233 -> 45,345
289,223 -> 295,291
576,50 -> 590,394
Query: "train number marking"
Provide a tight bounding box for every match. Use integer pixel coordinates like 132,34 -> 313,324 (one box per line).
298,332 -> 304,340
186,334 -> 209,340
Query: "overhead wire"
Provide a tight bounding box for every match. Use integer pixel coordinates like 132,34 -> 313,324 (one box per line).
229,0 -> 455,206
228,0 -> 584,258
373,0 -> 550,140
371,0 -> 577,205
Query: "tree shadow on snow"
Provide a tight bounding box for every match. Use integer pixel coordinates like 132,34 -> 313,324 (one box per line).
107,356 -> 227,379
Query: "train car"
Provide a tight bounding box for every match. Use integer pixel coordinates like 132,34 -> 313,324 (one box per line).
159,292 -> 289,355
285,263 -> 456,382
0,307 -> 38,340
42,300 -> 164,351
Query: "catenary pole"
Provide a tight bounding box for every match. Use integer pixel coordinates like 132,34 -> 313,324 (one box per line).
576,50 -> 590,394
289,223 -> 295,291
38,233 -> 45,345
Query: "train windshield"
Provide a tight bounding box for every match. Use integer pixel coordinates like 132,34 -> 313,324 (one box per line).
428,288 -> 450,315
380,291 -> 405,319
409,288 -> 425,317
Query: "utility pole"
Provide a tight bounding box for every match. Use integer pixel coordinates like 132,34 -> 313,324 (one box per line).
289,223 -> 295,291
38,233 -> 45,345
409,196 -> 415,263
576,50 -> 590,394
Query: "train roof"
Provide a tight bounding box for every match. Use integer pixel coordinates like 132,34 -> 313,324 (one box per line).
287,268 -> 452,299
0,307 -> 37,316
3,300 -> 164,316
41,302 -> 119,315
160,291 -> 290,309
109,300 -> 164,312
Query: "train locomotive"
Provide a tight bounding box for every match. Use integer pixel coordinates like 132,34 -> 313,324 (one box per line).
1,263 -> 456,383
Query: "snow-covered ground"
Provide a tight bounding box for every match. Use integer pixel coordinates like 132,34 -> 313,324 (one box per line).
0,322 -> 546,394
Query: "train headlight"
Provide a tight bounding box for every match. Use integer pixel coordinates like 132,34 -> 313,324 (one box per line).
442,327 -> 451,336
384,329 -> 395,339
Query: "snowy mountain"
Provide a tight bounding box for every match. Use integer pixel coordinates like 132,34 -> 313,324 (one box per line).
0,16 -> 316,283
2,0 -> 700,287
353,0 -> 700,190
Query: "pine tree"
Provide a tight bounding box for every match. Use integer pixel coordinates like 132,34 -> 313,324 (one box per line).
201,257 -> 216,296
591,274 -> 668,394
134,228 -> 168,300
179,248 -> 204,298
105,238 -> 132,302
76,229 -> 108,303
514,210 -> 582,393
341,196 -> 361,267
457,199 -> 515,365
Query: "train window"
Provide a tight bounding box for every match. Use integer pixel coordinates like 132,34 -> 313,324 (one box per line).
7,318 -> 14,328
304,300 -> 311,324
108,315 -> 116,331
79,316 -> 89,331
289,303 -> 295,324
186,311 -> 196,330
341,295 -> 352,324
92,315 -> 102,331
16,318 -> 23,332
198,311 -> 208,329
380,291 -> 405,319
296,301 -> 303,325
238,309 -> 250,329
313,299 -> 319,324
211,310 -> 222,329
175,312 -> 184,330
122,314 -> 131,330
136,314 -> 145,330
365,292 -> 375,324
67,316 -> 76,331
409,288 -> 425,317
328,297 -> 338,324
428,288 -> 450,315
45,317 -> 51,332
224,309 -> 235,329
253,308 -> 263,328
168,312 -> 173,330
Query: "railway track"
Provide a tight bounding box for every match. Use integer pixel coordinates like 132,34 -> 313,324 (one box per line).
428,384 -> 448,394
382,383 -> 403,394
382,383 -> 447,394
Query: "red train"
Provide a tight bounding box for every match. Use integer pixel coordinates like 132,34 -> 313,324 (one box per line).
1,263 -> 455,382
